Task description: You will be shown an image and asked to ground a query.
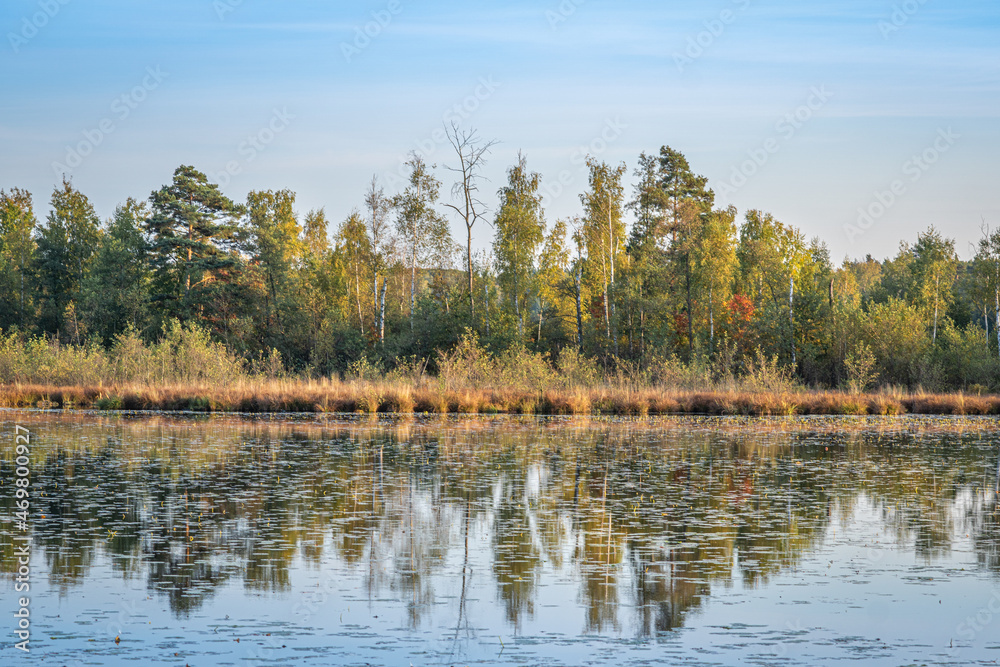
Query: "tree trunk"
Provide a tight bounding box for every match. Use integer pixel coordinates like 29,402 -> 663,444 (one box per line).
933,300 -> 938,343
608,209 -> 618,357
575,265 -> 584,349
995,279 -> 999,362
537,296 -> 543,343
933,275 -> 940,343
410,249 -> 416,331
184,221 -> 193,305
379,278 -> 388,344
789,275 -> 796,367
484,280 -> 490,337
685,252 -> 694,360
355,264 -> 364,335
515,292 -> 522,336
709,286 -> 714,350
467,226 -> 475,322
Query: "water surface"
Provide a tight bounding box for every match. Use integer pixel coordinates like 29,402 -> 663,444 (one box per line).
3,412 -> 1000,665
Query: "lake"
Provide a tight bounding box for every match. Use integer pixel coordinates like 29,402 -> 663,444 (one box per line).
3,412 -> 1000,666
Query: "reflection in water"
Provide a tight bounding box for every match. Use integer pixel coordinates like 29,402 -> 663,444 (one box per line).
2,414 -> 1000,638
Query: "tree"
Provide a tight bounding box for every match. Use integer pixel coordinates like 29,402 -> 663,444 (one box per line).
536,219 -> 572,348
80,198 -> 151,341
302,209 -> 330,258
443,122 -> 498,324
737,210 -> 809,363
364,176 -> 394,344
392,153 -> 452,329
0,187 -> 37,328
493,152 -> 545,336
658,146 -> 715,358
911,226 -> 958,343
246,189 -> 303,335
334,210 -> 370,335
580,158 -> 627,355
973,221 -> 1000,359
34,178 -> 101,335
145,165 -> 243,321
626,152 -> 668,356
296,208 -> 336,349
569,218 -> 588,349
694,206 -> 738,351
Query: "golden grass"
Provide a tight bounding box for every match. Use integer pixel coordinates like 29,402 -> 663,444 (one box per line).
3,379 -> 1000,417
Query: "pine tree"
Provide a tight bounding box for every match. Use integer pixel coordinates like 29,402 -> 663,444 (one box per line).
0,187 -> 37,329
145,165 -> 243,322
35,178 -> 101,334
80,198 -> 151,341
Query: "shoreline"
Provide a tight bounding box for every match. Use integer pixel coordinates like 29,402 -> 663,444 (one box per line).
3,381 -> 1000,417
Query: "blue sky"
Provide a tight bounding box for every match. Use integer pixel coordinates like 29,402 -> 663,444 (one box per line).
1,0 -> 998,260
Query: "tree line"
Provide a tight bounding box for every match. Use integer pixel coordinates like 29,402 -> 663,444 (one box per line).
1,130 -> 997,391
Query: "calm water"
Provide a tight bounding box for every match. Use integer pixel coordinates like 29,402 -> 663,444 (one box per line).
3,412 -> 1000,666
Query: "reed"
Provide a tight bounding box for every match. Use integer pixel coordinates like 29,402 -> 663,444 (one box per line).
3,378 -> 1000,417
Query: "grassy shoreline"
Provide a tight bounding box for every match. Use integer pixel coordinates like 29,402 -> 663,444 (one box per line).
3,380 -> 1000,416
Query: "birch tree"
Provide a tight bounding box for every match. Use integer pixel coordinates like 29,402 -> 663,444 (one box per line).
911,226 -> 957,344
493,152 -> 545,336
364,176 -> 394,344
580,158 -> 626,355
393,153 -> 451,329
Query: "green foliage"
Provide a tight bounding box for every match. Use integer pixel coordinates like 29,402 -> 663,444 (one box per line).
80,198 -> 151,342
556,346 -> 601,388
35,178 -> 101,335
860,297 -> 932,387
493,152 -> 545,336
437,330 -> 555,390
742,347 -> 798,392
844,342 -> 877,394
0,155 -> 997,394
144,165 -> 243,323
935,322 -> 999,389
0,187 -> 37,329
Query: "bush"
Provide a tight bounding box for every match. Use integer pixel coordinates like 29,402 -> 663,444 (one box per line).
936,322 -> 999,389
845,342 -> 877,394
741,347 -> 797,392
860,298 -> 931,387
555,346 -> 601,388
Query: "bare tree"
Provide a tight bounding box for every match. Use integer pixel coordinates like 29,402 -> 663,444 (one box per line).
443,122 -> 497,323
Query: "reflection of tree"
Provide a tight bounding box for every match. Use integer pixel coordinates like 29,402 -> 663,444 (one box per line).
492,472 -> 541,628
972,496 -> 1000,572
6,414 -> 1000,631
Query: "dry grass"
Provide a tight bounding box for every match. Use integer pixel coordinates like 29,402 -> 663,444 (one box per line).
3,379 -> 1000,417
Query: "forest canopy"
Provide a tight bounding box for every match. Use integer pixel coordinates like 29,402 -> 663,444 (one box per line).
1,142 -> 996,392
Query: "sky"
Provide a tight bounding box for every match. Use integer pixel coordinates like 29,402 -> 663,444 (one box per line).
1,0 -> 998,262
